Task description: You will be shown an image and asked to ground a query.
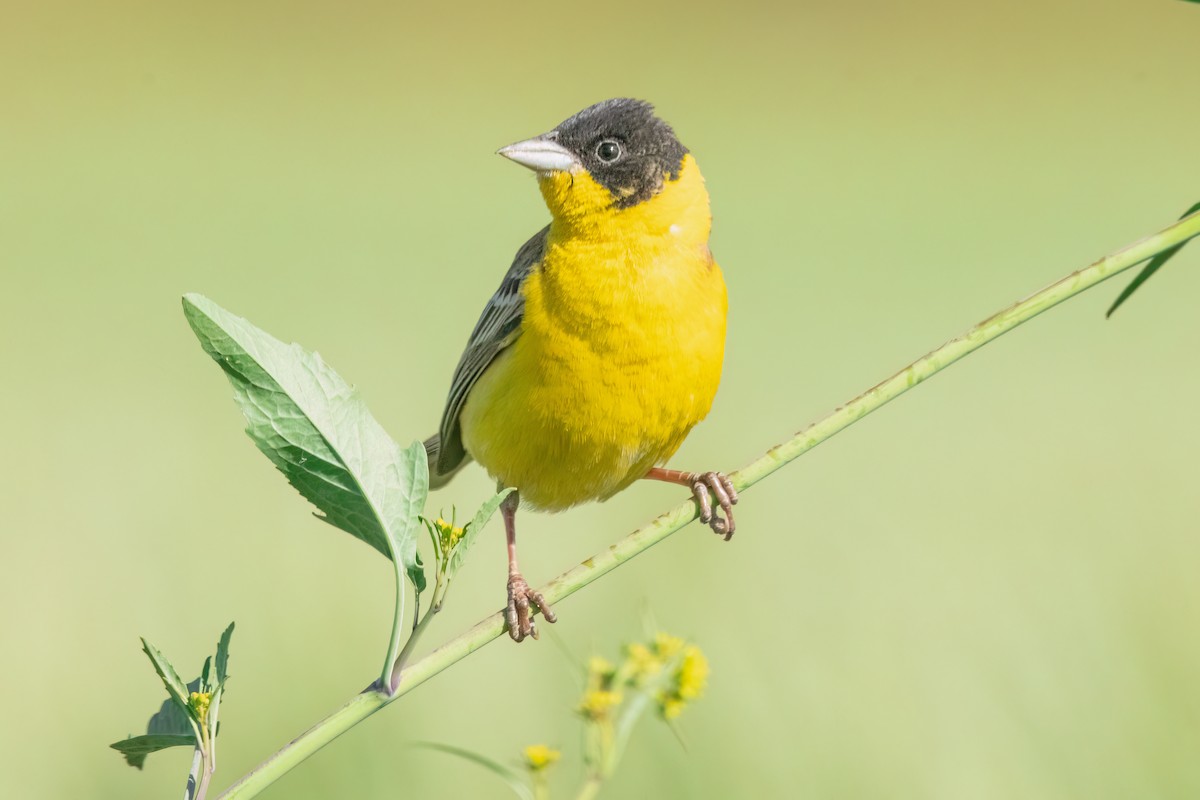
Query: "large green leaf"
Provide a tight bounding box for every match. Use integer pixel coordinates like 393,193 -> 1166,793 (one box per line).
392,441 -> 429,591
182,294 -> 428,589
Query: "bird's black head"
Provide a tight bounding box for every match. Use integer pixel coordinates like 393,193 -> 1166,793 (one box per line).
498,98 -> 689,209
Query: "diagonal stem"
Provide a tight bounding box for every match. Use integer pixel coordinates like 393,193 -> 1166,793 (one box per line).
218,207 -> 1200,799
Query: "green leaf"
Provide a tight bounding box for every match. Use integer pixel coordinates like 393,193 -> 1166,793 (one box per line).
447,488 -> 514,579
111,678 -> 202,768
215,621 -> 234,687
393,441 -> 429,593
182,294 -> 428,582
210,621 -> 235,741
413,742 -> 534,800
141,639 -> 192,722
110,734 -> 197,770
1107,201 -> 1200,317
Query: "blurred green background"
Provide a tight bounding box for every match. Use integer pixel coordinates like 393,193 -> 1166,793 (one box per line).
3,0 -> 1198,797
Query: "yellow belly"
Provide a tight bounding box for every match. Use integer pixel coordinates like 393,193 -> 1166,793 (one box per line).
460,237 -> 727,511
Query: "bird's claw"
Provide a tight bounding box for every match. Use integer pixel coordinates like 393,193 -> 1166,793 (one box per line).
691,471 -> 738,541
506,572 -> 556,643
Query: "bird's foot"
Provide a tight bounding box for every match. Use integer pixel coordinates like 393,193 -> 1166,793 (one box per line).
689,471 -> 739,540
506,572 -> 556,643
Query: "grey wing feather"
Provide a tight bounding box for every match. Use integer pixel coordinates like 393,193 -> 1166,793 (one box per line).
433,226 -> 548,477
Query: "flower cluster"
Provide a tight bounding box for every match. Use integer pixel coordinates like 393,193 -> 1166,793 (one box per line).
522,743 -> 561,772
658,645 -> 709,720
188,690 -> 213,725
578,656 -> 623,720
577,632 -> 709,723
427,515 -> 465,554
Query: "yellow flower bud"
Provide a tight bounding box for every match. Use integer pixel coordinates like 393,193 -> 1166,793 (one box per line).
523,744 -> 561,771
625,642 -> 663,680
676,645 -> 709,700
579,689 -> 623,720
188,691 -> 213,724
587,656 -> 615,677
659,695 -> 686,720
654,632 -> 684,659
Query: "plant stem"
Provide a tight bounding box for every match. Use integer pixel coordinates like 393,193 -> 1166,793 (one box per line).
379,560 -> 408,691
195,718 -> 215,800
197,755 -> 214,800
217,208 -> 1200,799
389,575 -> 447,691
575,775 -> 604,800
186,747 -> 203,800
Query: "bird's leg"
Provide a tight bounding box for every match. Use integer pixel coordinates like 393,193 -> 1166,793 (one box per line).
502,490 -> 556,643
644,467 -> 739,540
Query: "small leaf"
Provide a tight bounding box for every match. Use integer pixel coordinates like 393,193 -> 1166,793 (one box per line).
110,734 -> 197,770
1107,201 -> 1200,317
413,742 -> 534,800
447,488 -> 514,579
210,621 -> 235,741
141,639 -> 192,721
182,295 -> 428,573
111,679 -> 202,769
215,622 -> 234,687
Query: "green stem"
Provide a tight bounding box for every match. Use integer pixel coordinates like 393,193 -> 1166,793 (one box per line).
389,574 -> 447,690
217,208 -> 1200,799
196,755 -> 214,800
575,776 -> 604,800
379,560 -> 407,691
196,717 -> 215,800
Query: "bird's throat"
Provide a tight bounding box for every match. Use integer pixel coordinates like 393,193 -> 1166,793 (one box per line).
538,154 -> 712,246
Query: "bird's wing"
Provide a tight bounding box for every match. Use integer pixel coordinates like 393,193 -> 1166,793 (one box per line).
433,225 -> 549,476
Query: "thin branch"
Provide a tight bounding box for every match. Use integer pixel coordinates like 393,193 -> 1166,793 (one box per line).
218,208 -> 1200,799
389,575 -> 448,691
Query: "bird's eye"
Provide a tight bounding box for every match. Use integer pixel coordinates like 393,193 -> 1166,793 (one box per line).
596,140 -> 621,162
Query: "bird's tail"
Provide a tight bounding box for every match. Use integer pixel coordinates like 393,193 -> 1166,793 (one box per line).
423,433 -> 470,489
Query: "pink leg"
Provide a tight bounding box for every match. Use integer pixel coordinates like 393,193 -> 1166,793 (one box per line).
645,467 -> 739,541
502,490 -> 556,642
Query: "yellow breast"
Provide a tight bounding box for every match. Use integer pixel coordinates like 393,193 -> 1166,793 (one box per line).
460,155 -> 727,510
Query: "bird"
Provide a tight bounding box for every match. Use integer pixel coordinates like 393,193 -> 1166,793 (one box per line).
424,98 -> 735,643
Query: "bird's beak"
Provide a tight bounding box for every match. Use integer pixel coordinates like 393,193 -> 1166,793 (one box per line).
497,135 -> 580,173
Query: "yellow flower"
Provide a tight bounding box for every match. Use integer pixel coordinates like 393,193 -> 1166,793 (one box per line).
676,645 -> 709,700
654,632 -> 684,659
655,643 -> 708,720
625,642 -> 663,681
523,744 -> 561,771
587,656 -> 615,678
431,516 -> 465,552
579,689 -> 623,720
660,695 -> 687,720
188,691 -> 212,724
